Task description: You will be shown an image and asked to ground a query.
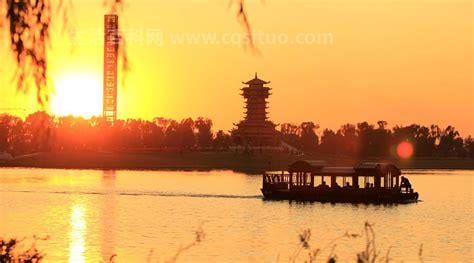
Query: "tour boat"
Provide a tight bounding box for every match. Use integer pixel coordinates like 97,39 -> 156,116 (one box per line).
261,160 -> 419,204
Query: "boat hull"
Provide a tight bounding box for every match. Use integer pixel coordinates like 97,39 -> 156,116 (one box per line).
261,188 -> 419,204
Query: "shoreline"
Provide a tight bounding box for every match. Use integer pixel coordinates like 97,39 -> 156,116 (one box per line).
1,151 -> 474,172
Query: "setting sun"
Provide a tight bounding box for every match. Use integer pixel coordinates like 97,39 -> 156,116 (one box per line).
51,72 -> 102,118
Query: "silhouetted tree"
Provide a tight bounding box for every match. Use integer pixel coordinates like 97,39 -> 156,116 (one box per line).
25,111 -> 54,152
392,124 -> 437,157
319,129 -> 342,154
164,120 -> 180,148
300,122 -> 319,152
195,117 -> 213,149
338,123 -> 359,157
213,130 -> 232,150
2,112 -> 474,159
357,122 -> 375,157
141,120 -> 161,148
56,116 -> 76,150
0,115 -> 12,152
179,118 -> 196,150
371,121 -> 391,157
8,115 -> 26,155
438,126 -> 464,157
464,136 -> 474,159
152,117 -> 168,148
413,125 -> 436,157
280,123 -> 301,149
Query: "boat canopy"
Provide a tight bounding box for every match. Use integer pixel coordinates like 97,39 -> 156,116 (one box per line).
287,160 -> 401,178
319,167 -> 355,176
288,160 -> 326,173
355,162 -> 401,177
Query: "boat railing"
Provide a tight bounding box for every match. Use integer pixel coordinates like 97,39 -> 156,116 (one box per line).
263,172 -> 291,184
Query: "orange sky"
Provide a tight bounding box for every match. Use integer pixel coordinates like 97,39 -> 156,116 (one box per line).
0,0 -> 472,135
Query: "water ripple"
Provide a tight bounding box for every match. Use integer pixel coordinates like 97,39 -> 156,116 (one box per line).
1,189 -> 262,200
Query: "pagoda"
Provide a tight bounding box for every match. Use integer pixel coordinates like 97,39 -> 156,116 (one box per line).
232,73 -> 279,146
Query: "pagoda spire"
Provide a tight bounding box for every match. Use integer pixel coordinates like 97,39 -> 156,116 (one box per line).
232,73 -> 279,146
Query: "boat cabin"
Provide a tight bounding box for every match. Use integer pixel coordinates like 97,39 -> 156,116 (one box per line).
262,160 -> 418,203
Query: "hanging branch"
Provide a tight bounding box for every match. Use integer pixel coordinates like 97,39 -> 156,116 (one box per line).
1,0 -> 255,108
233,0 -> 258,52
103,0 -> 129,85
6,0 -> 53,105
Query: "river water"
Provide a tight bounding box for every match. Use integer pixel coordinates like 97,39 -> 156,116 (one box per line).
0,168 -> 472,262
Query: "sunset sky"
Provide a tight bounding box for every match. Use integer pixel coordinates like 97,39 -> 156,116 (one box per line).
0,0 -> 472,135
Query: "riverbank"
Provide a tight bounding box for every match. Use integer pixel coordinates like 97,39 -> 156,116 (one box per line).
1,150 -> 474,172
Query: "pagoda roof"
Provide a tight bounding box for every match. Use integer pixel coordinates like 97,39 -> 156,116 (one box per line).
242,72 -> 270,85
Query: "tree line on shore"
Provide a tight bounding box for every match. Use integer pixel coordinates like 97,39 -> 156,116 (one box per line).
0,112 -> 473,158
282,121 -> 474,158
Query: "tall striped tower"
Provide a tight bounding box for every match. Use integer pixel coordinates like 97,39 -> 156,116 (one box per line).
103,14 -> 118,122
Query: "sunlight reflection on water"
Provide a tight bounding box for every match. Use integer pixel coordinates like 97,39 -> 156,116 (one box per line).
69,204 -> 86,263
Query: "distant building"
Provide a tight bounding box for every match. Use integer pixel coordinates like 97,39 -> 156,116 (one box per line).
232,73 -> 279,146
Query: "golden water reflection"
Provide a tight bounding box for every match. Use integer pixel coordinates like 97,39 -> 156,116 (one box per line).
0,169 -> 472,262
69,203 -> 87,263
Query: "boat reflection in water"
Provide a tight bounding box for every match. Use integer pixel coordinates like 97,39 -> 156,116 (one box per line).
262,160 -> 419,203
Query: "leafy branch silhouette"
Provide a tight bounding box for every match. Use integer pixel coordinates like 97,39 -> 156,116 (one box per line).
1,0 -> 256,107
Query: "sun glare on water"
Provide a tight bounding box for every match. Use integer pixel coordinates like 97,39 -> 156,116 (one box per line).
51,73 -> 102,118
